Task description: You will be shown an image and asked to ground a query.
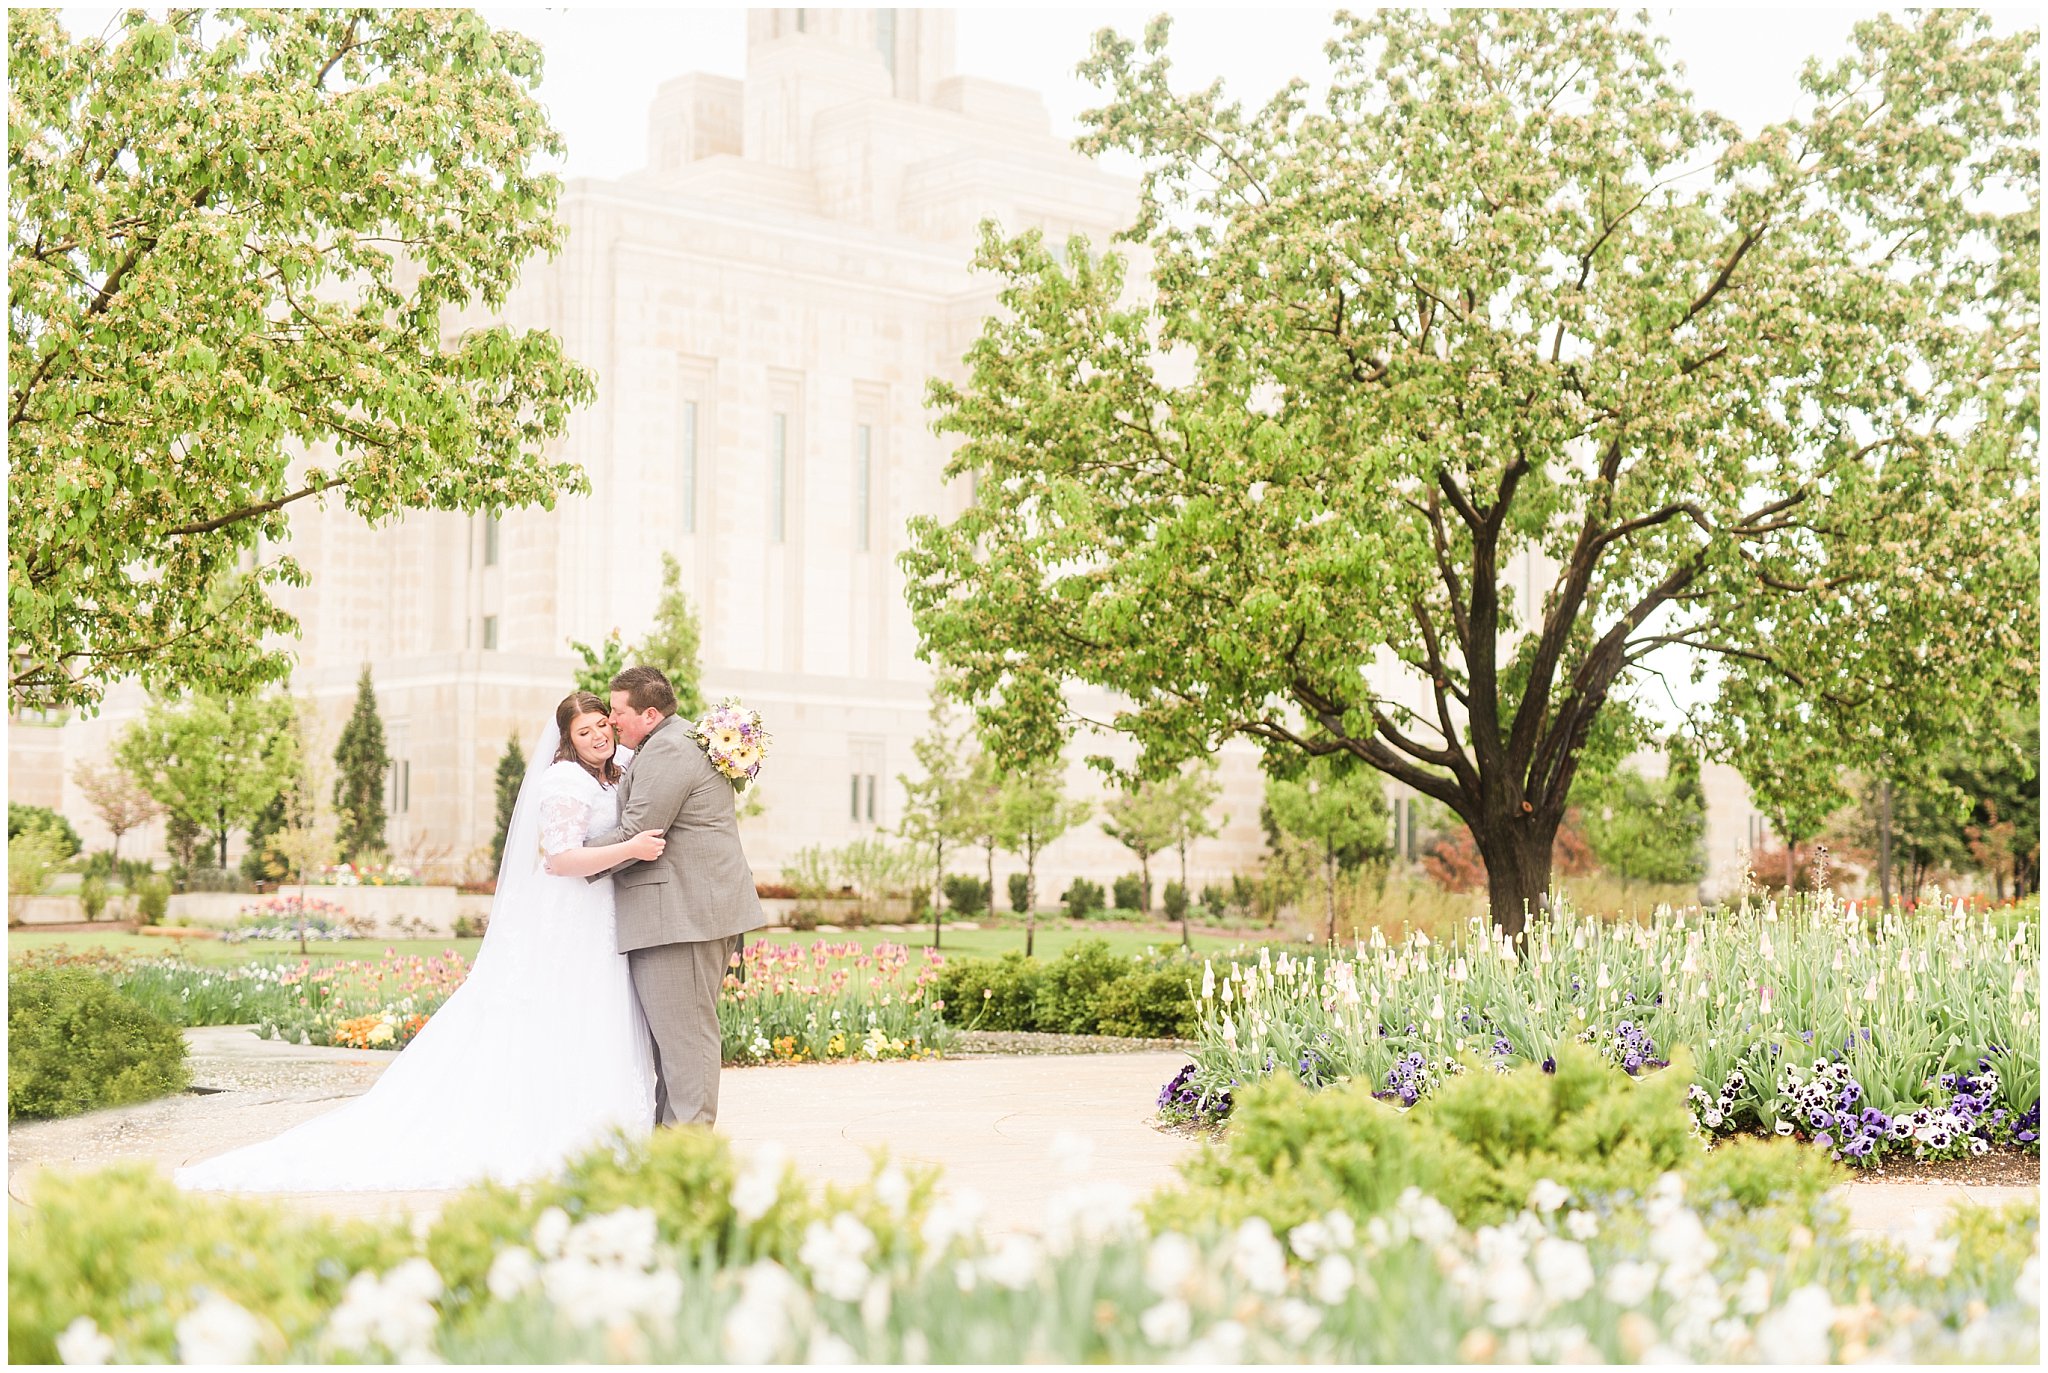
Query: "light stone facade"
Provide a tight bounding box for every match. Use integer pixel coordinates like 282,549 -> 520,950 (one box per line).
12,8 -> 1774,904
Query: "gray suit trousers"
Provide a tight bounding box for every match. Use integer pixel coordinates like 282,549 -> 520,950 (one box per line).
629,936 -> 737,1127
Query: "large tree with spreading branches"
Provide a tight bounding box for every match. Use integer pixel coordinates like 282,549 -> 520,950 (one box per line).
8,9 -> 594,714
902,9 -> 2038,937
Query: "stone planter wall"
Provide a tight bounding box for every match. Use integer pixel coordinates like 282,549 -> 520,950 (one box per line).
167,886 -> 464,937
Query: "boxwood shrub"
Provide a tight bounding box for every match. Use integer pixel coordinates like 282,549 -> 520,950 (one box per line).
8,967 -> 190,1120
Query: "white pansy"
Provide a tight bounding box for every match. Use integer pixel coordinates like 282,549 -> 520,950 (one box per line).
532,1206 -> 572,1259
722,1261 -> 803,1364
487,1246 -> 540,1301
1288,1218 -> 1333,1261
1531,1237 -> 1594,1304
1479,1254 -> 1540,1327
799,1214 -> 877,1303
56,1317 -> 114,1366
1044,1180 -> 1140,1252
1649,1207 -> 1717,1281
1322,1210 -> 1356,1251
1312,1253 -> 1356,1305
175,1294 -> 268,1365
1184,1318 -> 1249,1364
1604,1260 -> 1659,1308
1754,1285 -> 1835,1363
1139,1297 -> 1192,1347
732,1143 -> 789,1223
1145,1232 -> 1201,1296
564,1208 -> 659,1270
1273,1298 -> 1322,1344
1393,1188 -> 1458,1248
1564,1210 -> 1600,1242
872,1164 -> 912,1217
920,1188 -> 986,1254
1527,1178 -> 1570,1214
805,1329 -> 858,1363
1229,1218 -> 1288,1295
979,1234 -> 1042,1291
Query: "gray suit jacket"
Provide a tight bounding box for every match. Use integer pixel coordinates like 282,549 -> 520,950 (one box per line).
587,714 -> 765,952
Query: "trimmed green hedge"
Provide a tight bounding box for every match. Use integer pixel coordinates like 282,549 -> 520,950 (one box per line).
8,967 -> 189,1120
937,939 -> 1200,1038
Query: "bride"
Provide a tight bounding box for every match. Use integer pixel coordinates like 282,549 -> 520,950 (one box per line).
176,691 -> 666,1193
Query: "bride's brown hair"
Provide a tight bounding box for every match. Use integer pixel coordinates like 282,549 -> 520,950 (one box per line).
554,691 -> 623,787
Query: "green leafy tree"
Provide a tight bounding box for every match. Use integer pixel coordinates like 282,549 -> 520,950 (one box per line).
1581,744 -> 1708,895
332,667 -> 390,864
1267,754 -> 1393,946
7,804 -> 80,859
490,734 -> 526,871
896,702 -> 977,947
569,629 -> 629,699
994,759 -> 1092,956
1845,709 -> 2041,901
1165,761 -> 1224,948
243,700 -> 318,883
957,752 -> 1009,928
8,9 -> 595,715
115,692 -> 296,869
638,554 -> 707,720
901,10 -> 2039,938
1100,780 -> 1179,916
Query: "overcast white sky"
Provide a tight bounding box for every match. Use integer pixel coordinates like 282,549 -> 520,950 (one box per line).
474,5 -> 2033,183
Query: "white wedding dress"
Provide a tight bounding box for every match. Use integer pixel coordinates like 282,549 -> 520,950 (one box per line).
175,728 -> 656,1193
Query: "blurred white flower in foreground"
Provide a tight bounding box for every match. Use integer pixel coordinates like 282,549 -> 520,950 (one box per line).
176,1293 -> 268,1365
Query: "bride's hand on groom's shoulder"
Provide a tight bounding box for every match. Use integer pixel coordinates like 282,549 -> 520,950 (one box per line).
625,830 -> 667,862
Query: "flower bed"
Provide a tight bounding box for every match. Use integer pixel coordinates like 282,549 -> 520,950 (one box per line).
221,896 -> 372,944
720,940 -> 951,1064
254,952 -> 472,1051
1179,894 -> 2040,1166
10,1126 -> 2037,1364
309,862 -> 420,888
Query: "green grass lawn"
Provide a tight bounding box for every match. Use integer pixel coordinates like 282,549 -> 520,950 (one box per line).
10,919 -> 1282,968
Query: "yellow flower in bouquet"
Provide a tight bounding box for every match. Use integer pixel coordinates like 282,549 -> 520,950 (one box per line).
692,697 -> 771,792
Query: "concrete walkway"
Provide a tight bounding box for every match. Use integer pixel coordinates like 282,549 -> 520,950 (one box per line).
8,1027 -> 2035,1241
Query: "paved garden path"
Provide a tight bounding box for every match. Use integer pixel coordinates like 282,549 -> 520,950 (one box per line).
8,1027 -> 2035,1244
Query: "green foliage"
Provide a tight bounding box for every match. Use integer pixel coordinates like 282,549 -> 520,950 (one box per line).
7,967 -> 189,1120
1032,938 -> 1127,1034
116,692 -> 296,869
8,802 -> 80,857
1162,880 -> 1190,921
897,704 -> 979,931
1580,746 -> 1707,887
941,873 -> 989,915
133,876 -> 171,927
77,876 -> 110,922
332,667 -> 390,864
994,758 -> 1092,920
938,951 -> 1046,1031
490,734 -> 525,870
1153,1045 -> 1832,1237
1113,873 -> 1146,911
638,553 -> 707,719
6,1165 -> 411,1363
1062,877 -> 1105,919
1687,1135 -> 1845,1212
1199,883 -> 1228,919
8,830 -> 63,905
1094,963 -> 1198,1038
8,9 -> 594,716
1007,872 -> 1031,913
903,9 -> 2040,938
568,628 -> 629,698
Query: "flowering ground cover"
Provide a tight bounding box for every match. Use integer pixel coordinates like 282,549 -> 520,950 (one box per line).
1175,894 -> 2040,1168
721,940 -> 952,1064
10,1125 -> 2037,1364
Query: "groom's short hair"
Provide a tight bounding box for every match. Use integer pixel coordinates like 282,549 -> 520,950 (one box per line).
610,665 -> 678,717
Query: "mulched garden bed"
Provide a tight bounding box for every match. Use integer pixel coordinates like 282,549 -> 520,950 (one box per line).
950,1029 -> 1195,1058
1844,1147 -> 2039,1188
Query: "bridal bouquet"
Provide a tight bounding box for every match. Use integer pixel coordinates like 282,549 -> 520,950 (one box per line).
693,697 -> 770,792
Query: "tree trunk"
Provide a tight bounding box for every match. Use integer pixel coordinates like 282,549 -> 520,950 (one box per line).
215,803 -> 229,869
932,843 -> 944,950
1323,840 -> 1338,948
984,841 -> 996,923
1178,838 -> 1191,951
1877,778 -> 1893,912
1138,853 -> 1153,916
1476,819 -> 1556,942
1024,845 -> 1037,958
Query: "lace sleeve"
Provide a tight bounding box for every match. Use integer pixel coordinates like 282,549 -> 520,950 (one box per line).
537,777 -> 592,858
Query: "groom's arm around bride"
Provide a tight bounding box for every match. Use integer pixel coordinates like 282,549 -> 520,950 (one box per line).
587,665 -> 765,1127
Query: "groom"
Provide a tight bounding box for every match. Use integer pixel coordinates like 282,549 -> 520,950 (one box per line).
589,665 -> 764,1127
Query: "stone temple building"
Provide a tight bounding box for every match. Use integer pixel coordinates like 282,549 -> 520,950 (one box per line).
12,8 -> 1772,905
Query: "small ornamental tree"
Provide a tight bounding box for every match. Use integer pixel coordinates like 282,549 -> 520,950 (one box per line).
639,554 -> 707,721
902,10 -> 2039,938
332,667 -> 390,864
70,761 -> 160,866
1266,754 -> 1393,946
1100,780 -> 1179,916
8,9 -> 594,714
896,702 -> 977,948
1582,744 -> 1708,895
490,734 -> 526,871
994,759 -> 1092,957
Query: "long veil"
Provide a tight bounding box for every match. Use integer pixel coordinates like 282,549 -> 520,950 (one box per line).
466,714 -> 565,977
